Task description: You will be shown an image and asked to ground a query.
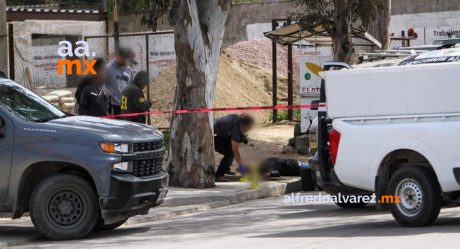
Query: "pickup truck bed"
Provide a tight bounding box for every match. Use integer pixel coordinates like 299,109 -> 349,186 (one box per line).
316,62 -> 460,227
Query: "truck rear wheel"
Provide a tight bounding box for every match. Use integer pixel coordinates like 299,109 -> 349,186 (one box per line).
29,174 -> 99,240
387,166 -> 441,227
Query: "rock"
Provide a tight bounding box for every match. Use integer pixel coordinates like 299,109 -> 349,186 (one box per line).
282,145 -> 296,154
295,135 -> 310,155
294,123 -> 302,137
288,137 -> 296,146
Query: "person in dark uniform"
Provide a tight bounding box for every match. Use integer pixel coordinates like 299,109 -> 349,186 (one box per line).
214,114 -> 254,181
77,58 -> 112,117
120,71 -> 152,124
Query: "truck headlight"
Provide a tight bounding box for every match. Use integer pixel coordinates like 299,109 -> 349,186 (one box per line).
100,143 -> 130,154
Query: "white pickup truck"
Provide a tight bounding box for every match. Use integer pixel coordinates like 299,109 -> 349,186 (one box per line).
313,49 -> 460,227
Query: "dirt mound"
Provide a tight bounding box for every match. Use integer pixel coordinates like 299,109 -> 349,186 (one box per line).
150,51 -> 294,127
224,39 -> 300,82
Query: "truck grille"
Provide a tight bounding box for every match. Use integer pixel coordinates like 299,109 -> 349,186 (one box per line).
133,140 -> 164,152
133,157 -> 164,177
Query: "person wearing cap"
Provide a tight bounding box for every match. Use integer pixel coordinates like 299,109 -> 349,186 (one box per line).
120,71 -> 153,124
104,47 -> 135,115
213,114 -> 255,181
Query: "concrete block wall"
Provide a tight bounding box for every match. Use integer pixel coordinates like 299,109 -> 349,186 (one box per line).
390,0 -> 460,47
392,0 -> 460,15
115,0 -> 460,48
223,0 -> 293,47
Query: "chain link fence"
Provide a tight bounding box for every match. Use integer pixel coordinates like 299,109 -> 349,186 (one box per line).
12,34 -> 84,112
85,32 -> 176,127
11,31 -> 176,127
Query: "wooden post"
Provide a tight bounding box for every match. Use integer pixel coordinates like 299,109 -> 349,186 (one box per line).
401,31 -> 406,47
113,0 -> 119,50
8,24 -> 14,80
271,19 -> 278,123
287,18 -> 293,121
101,0 -> 109,59
145,34 -> 151,125
287,43 -> 293,121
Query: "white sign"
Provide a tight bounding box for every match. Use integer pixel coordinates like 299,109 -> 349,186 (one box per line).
300,53 -> 332,133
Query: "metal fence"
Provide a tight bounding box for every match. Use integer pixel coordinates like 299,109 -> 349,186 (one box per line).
85,31 -> 176,127
11,31 -> 176,127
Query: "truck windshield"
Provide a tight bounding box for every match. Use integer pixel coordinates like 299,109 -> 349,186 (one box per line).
0,82 -> 66,122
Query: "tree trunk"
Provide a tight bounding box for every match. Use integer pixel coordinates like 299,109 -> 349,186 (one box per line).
332,0 -> 356,64
369,0 -> 391,50
168,0 -> 231,188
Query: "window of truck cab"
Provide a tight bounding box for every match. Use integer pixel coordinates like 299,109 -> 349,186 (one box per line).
0,80 -> 66,122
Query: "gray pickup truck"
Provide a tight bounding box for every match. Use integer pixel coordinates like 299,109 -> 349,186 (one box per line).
0,78 -> 168,240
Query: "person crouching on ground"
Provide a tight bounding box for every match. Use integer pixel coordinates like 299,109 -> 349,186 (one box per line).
77,58 -> 112,117
214,113 -> 255,182
120,71 -> 153,124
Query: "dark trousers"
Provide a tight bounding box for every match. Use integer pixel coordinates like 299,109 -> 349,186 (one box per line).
214,135 -> 234,178
113,105 -> 121,115
113,105 -> 124,120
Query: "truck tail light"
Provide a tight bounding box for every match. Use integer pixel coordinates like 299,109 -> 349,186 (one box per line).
329,129 -> 341,164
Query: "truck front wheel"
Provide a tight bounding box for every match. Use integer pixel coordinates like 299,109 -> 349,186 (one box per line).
387,166 -> 441,227
29,174 -> 99,240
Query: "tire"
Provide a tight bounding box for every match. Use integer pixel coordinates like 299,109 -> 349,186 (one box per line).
29,174 -> 99,240
387,165 -> 441,227
95,218 -> 128,231
333,194 -> 369,209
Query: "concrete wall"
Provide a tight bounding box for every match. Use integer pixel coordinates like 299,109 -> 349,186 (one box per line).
392,0 -> 460,15
117,15 -> 172,33
116,1 -> 293,48
12,20 -> 105,88
390,0 -> 460,47
223,0 -> 293,47
115,0 -> 460,48
390,10 -> 460,47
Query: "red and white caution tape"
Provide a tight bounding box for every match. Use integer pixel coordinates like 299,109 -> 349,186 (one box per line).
102,104 -> 325,119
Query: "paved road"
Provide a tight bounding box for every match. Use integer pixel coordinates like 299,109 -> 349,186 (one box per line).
10,195 -> 460,249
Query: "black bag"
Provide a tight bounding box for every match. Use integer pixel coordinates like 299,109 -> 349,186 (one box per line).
260,158 -> 301,177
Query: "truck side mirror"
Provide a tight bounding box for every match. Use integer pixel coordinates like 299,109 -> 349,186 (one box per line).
310,100 -> 320,110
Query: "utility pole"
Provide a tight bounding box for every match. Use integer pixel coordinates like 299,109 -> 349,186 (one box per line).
0,0 -> 8,75
113,0 -> 120,50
